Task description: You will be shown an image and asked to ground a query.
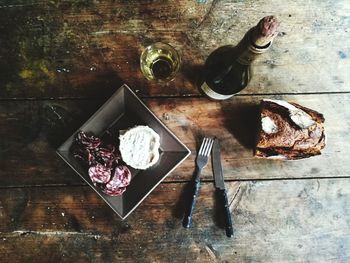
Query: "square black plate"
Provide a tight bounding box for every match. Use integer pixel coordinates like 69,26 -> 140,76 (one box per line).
57,84 -> 190,219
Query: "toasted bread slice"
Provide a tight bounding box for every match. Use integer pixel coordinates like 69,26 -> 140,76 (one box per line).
255,99 -> 326,160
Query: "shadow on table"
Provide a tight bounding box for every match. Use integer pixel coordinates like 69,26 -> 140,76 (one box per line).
172,176 -> 231,230
76,70 -> 125,99
220,101 -> 261,149
40,71 -> 124,148
172,178 -> 196,225
172,102 -> 260,229
172,128 -> 208,224
182,64 -> 204,89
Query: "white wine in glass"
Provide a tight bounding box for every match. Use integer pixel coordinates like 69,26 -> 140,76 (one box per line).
140,42 -> 181,82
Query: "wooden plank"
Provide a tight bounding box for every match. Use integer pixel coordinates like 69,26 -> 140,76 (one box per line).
150,94 -> 350,181
0,0 -> 349,98
0,30 -> 204,98
0,0 -> 212,33
0,100 -> 104,186
0,179 -> 350,262
190,0 -> 350,94
0,1 -> 208,98
0,94 -> 348,187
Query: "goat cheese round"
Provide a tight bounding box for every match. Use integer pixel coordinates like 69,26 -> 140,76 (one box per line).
119,126 -> 160,170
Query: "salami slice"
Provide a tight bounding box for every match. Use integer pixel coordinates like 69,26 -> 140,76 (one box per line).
102,165 -> 131,196
96,145 -> 120,168
73,131 -> 131,197
102,186 -> 127,196
76,131 -> 101,149
87,151 -> 96,166
105,165 -> 131,190
73,147 -> 89,164
88,163 -> 111,185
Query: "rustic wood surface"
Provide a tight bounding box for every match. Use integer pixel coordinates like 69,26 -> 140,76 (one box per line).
0,0 -> 349,98
1,180 -> 350,262
0,94 -> 349,187
1,0 -> 350,262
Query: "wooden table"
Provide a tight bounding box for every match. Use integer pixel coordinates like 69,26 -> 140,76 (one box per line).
1,1 -> 350,262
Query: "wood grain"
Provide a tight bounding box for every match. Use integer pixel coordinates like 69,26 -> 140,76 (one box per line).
1,1 -> 350,261
150,94 -> 350,181
190,0 -> 350,94
0,180 -> 349,262
0,0 -> 349,98
0,94 -> 348,187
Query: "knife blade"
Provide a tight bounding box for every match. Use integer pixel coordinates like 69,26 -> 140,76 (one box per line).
212,138 -> 234,237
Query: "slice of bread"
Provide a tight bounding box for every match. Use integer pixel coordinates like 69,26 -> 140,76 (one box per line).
119,125 -> 160,169
255,99 -> 326,160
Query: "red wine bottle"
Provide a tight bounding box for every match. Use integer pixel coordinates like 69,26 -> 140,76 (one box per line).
200,16 -> 279,100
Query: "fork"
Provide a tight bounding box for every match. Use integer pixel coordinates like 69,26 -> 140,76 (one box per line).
183,137 -> 214,228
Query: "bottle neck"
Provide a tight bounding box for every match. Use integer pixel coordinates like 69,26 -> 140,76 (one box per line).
235,28 -> 273,66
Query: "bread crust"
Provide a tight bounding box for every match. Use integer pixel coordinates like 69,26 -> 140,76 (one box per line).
255,99 -> 326,160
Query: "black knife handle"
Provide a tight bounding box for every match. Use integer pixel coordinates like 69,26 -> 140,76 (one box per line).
219,189 -> 234,237
183,172 -> 201,228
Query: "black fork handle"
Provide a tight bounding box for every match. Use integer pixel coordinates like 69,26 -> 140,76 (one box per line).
183,168 -> 201,228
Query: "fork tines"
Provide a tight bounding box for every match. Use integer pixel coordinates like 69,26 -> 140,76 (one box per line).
198,137 -> 214,157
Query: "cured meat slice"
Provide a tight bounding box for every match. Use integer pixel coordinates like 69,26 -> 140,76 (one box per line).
102,187 -> 127,196
73,131 -> 131,196
76,131 -> 101,150
95,145 -> 120,168
88,163 -> 111,185
73,147 -> 90,164
104,165 -> 131,192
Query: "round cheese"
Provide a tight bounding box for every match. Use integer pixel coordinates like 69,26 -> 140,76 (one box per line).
119,126 -> 160,170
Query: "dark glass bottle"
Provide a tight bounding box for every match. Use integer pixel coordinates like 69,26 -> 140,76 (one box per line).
200,16 -> 279,100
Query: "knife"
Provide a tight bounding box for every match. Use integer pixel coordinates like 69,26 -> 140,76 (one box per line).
212,138 -> 234,238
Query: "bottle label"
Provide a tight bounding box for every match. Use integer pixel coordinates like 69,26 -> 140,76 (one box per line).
200,82 -> 234,100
